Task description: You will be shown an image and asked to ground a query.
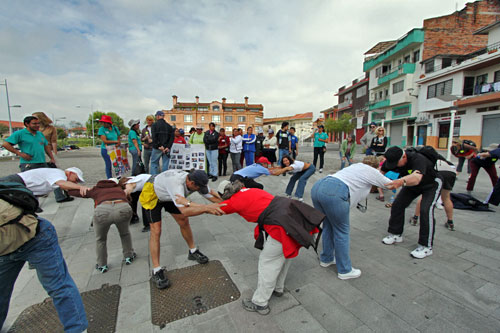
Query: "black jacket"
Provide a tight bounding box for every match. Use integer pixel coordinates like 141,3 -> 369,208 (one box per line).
203,130 -> 219,150
151,119 -> 174,150
255,196 -> 325,250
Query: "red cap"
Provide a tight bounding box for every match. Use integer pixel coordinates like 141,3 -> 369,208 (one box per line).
257,157 -> 271,165
98,115 -> 113,124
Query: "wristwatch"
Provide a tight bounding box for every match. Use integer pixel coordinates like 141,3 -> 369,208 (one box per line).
402,178 -> 407,187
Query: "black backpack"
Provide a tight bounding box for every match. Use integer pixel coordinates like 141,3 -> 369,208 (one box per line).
0,182 -> 39,215
407,146 -> 453,168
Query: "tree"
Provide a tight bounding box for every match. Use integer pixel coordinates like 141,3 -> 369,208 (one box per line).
69,120 -> 83,129
57,127 -> 67,140
86,111 -> 129,138
324,114 -> 356,141
0,123 -> 9,138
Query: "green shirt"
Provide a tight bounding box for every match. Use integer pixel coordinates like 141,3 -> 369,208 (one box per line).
128,130 -> 142,151
313,132 -> 328,148
6,128 -> 48,164
98,126 -> 120,149
189,132 -> 204,145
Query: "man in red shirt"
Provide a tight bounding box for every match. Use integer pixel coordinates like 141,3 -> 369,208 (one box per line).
217,128 -> 230,176
175,180 -> 323,315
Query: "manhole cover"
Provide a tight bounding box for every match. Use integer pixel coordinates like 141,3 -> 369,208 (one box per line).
8,284 -> 121,333
150,260 -> 240,327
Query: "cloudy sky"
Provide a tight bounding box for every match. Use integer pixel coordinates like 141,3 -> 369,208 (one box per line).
0,0 -> 469,125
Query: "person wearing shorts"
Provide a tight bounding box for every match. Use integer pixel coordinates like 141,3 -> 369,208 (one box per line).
140,169 -> 224,289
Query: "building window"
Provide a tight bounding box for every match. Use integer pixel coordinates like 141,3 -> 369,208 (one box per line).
225,126 -> 232,132
356,86 -> 367,98
427,79 -> 453,99
184,125 -> 192,133
255,117 -> 262,123
442,58 -> 452,69
494,70 -> 500,82
424,60 -> 434,73
212,115 -> 220,123
224,108 -> 233,112
413,50 -> 420,63
236,108 -> 245,112
393,106 -> 410,118
476,74 -> 488,86
392,80 -> 404,94
184,115 -> 193,122
212,106 -> 220,111
384,89 -> 389,98
198,107 -> 208,111
372,112 -> 385,121
170,115 -> 176,122
404,55 -> 411,63
238,116 -> 246,122
225,116 -> 233,122
201,116 -> 205,121
375,67 -> 383,78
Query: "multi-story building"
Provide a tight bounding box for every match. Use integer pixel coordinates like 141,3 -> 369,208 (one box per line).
335,74 -> 370,143
363,28 -> 424,148
263,112 -> 314,141
320,106 -> 337,142
162,96 -> 264,134
416,19 -> 500,149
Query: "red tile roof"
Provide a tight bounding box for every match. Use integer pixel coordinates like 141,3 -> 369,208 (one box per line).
0,120 -> 24,128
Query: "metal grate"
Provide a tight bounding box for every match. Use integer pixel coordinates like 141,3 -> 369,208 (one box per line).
8,284 -> 121,333
150,260 -> 240,328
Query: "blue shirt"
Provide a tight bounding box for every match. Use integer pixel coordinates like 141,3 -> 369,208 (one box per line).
234,164 -> 270,179
98,125 -> 120,149
314,132 -> 328,148
6,128 -> 48,163
290,135 -> 298,149
128,130 -> 142,151
242,134 -> 256,152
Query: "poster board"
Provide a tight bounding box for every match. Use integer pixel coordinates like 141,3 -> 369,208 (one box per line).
106,144 -> 130,178
169,143 -> 205,171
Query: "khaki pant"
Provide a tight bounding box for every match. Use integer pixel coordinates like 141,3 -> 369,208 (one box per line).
93,202 -> 134,266
252,236 -> 292,307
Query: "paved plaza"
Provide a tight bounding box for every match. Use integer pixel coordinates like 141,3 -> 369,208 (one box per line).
1,146 -> 499,332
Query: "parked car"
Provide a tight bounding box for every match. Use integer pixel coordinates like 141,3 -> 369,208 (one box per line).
69,145 -> 80,150
57,146 -> 65,151
0,147 -> 15,157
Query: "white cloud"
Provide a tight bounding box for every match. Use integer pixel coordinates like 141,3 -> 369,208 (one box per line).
0,0 -> 470,125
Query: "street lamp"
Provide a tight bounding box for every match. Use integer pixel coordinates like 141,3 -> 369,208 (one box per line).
0,79 -> 21,135
76,104 -> 95,147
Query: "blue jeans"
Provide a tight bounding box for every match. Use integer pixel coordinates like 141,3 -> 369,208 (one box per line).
243,151 -> 254,166
285,165 -> 316,199
340,152 -> 354,170
278,148 -> 289,165
311,177 -> 352,274
129,149 -> 140,175
365,147 -> 374,156
206,149 -> 219,177
143,148 -> 152,174
150,148 -> 170,175
0,218 -> 88,332
101,148 -> 113,179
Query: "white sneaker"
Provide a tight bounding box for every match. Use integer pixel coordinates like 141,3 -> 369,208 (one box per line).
319,258 -> 336,267
297,198 -> 304,202
382,234 -> 403,245
435,202 -> 444,210
411,246 -> 433,259
319,168 -> 323,173
338,268 -> 361,280
285,194 -> 292,199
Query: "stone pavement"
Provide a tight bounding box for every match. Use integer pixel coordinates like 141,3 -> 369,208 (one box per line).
1,146 -> 499,332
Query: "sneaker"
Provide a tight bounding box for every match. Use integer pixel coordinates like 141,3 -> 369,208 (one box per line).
242,298 -> 270,315
130,215 -> 140,224
285,194 -> 292,199
211,176 -> 218,182
125,253 -> 137,265
319,168 -> 323,173
152,268 -> 170,289
96,264 -> 108,273
410,246 -> 433,259
445,221 -> 455,231
188,249 -> 209,264
56,197 -> 74,203
409,216 -> 418,226
435,202 -> 444,210
319,258 -> 336,267
142,225 -> 150,232
272,290 -> 284,297
338,268 -> 361,280
297,198 -> 304,202
382,234 -> 403,245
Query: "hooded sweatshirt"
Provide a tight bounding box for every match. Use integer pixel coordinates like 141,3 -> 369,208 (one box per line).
68,180 -> 128,206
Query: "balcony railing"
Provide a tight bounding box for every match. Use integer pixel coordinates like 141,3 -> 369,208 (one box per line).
337,100 -> 353,109
368,98 -> 390,111
378,63 -> 416,85
464,81 -> 500,96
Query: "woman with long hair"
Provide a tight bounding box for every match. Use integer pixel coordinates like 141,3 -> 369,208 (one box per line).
370,127 -> 387,156
128,119 -> 142,176
272,155 -> 315,202
141,115 -> 155,174
340,134 -> 357,169
32,112 -> 57,158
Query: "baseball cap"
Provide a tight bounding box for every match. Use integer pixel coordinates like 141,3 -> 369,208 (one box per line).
370,122 -> 377,127
65,167 -> 85,182
257,156 -> 271,166
268,128 -> 274,134
384,147 -> 404,170
217,180 -> 231,196
128,119 -> 140,127
155,110 -> 164,117
188,170 -> 209,194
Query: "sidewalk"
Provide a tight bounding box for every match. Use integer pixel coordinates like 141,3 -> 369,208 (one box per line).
2,147 -> 499,332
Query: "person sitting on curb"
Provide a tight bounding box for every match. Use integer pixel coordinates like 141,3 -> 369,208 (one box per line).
229,156 -> 271,189
68,178 -> 136,273
0,167 -> 88,211
139,169 -> 225,289
175,180 -> 324,316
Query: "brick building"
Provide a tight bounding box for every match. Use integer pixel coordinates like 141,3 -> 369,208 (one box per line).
263,112 -> 314,141
162,96 -> 264,133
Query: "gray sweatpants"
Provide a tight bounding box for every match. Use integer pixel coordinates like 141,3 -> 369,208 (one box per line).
252,236 -> 292,307
93,202 -> 134,266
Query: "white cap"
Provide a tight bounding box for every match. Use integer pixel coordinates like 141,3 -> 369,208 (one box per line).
65,167 -> 85,182
217,180 -> 231,195
109,178 -> 119,184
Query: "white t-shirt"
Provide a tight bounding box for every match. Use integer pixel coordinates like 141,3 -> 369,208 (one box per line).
436,160 -> 457,173
230,135 -> 243,153
330,163 -> 391,208
17,168 -> 67,196
126,174 -> 151,192
263,136 -> 277,149
290,161 -> 305,173
153,170 -> 213,207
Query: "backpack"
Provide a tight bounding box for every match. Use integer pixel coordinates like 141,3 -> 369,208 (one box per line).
407,146 -> 453,168
0,182 -> 39,215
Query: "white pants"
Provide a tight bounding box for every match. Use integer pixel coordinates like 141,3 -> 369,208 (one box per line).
252,236 -> 292,306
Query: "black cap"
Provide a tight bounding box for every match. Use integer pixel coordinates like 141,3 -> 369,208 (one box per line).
188,170 -> 209,194
384,147 -> 404,169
